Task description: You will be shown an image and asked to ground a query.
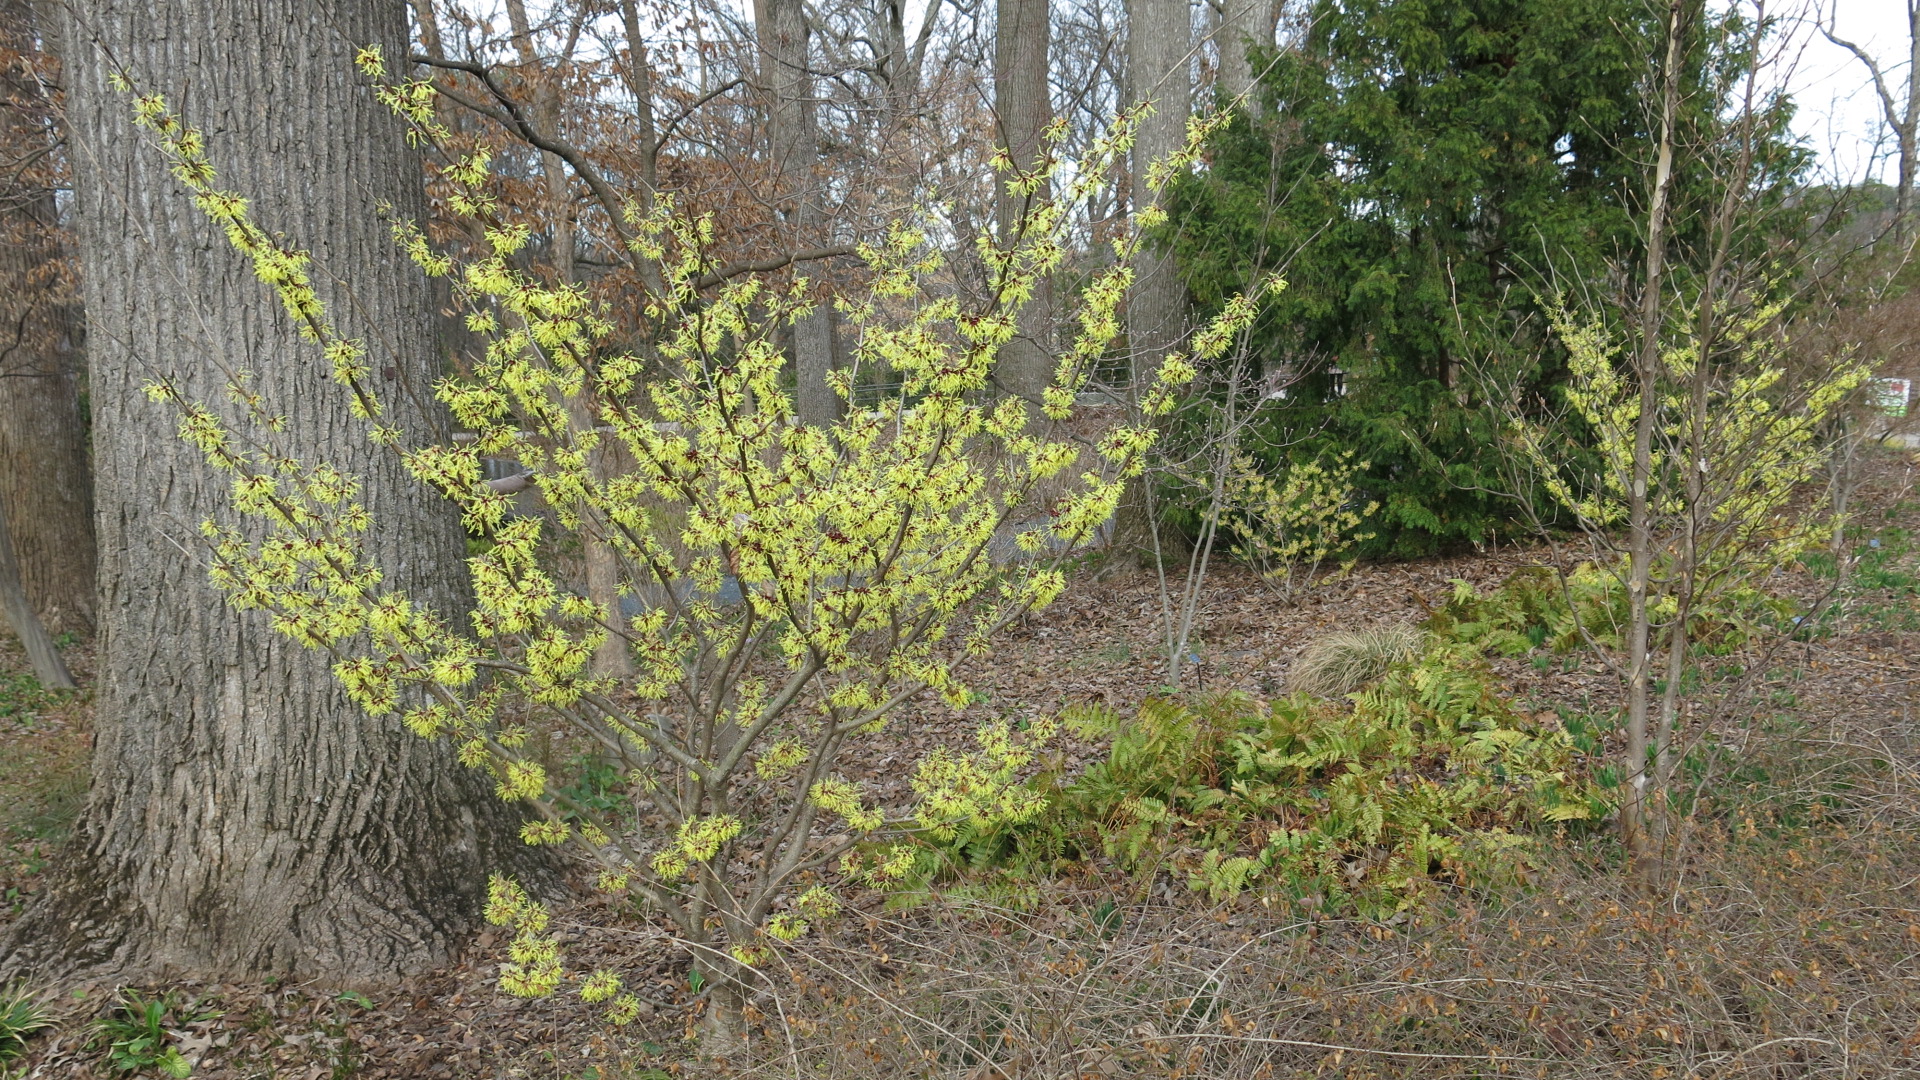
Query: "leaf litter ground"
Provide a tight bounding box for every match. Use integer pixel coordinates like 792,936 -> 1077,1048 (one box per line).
3,452 -> 1918,1077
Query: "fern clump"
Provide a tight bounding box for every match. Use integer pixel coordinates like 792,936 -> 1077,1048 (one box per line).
1429,567 -> 1620,656
1086,644 -> 1598,910
1286,622 -> 1424,698
929,642 -> 1601,914
1434,565 -> 1795,658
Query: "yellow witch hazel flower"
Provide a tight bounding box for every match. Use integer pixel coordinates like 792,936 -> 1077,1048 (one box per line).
578,969 -> 621,1003
913,719 -> 1056,841
484,876 -> 561,998
650,815 -> 744,879
130,72 -> 1279,1041
809,779 -> 884,832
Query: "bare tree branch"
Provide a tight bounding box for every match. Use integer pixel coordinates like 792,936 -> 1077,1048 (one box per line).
410,52 -> 640,260
693,244 -> 857,290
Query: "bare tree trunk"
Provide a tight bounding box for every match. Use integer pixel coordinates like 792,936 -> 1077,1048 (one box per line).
1904,1 -> 1918,246
1902,0 -> 1918,246
1621,0 -> 1685,873
408,0 -> 440,59
0,493 -> 72,688
1113,0 -> 1192,556
1215,0 -> 1262,108
5,0 -> 543,982
790,266 -> 841,426
758,0 -> 841,426
1654,0 -> 1772,824
994,0 -> 1053,403
616,0 -> 659,200
1128,0 -> 1191,387
1821,0 -> 1920,248
0,0 -> 95,637
879,0 -> 914,119
616,0 -> 666,305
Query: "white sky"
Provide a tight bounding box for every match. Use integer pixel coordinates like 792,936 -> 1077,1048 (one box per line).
1788,0 -> 1912,184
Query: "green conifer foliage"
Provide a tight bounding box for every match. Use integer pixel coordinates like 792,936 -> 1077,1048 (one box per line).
1167,0 -> 1652,553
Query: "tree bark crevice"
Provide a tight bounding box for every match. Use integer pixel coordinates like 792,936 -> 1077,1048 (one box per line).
5,0 -> 546,985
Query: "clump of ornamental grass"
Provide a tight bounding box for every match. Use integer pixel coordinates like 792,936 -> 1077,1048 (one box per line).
117,51 -> 1279,1050
1286,622 -> 1424,698
0,983 -> 50,1064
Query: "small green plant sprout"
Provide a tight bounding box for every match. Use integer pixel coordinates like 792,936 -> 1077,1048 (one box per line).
93,989 -> 217,1078
1223,448 -> 1377,597
1287,623 -> 1424,698
118,50 -> 1276,1050
0,984 -> 51,1064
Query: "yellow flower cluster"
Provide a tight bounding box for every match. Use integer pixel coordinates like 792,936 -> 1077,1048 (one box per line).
1224,449 -> 1378,597
124,63 -> 1279,1021
1522,300 -> 1870,569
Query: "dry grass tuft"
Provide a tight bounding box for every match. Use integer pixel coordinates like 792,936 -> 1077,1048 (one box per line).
1287,622 -> 1425,698
731,829 -> 1918,1077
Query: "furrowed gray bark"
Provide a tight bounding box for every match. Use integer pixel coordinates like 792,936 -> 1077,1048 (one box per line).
758,0 -> 841,426
6,0 -> 544,982
1114,0 -> 1192,555
1214,0 -> 1262,109
0,493 -> 73,688
994,0 -> 1054,404
1127,0 -> 1191,386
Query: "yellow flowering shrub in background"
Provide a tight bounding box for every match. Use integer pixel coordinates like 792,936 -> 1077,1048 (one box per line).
1223,449 -> 1377,597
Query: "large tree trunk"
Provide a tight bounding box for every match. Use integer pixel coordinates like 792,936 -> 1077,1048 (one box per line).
993,0 -> 1053,404
757,0 -> 841,426
616,0 -> 659,201
1127,0 -> 1191,384
0,0 -> 95,637
879,0 -> 914,118
1113,0 -> 1192,556
5,0 -> 542,982
1214,0 -> 1262,109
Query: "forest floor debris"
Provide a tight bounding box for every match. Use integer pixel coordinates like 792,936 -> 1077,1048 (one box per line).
3,451 -> 1918,1078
